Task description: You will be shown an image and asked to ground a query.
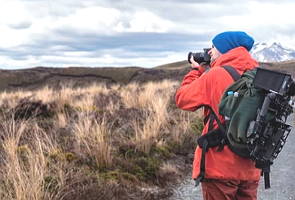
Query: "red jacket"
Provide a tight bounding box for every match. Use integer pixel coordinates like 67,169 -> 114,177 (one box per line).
175,47 -> 261,181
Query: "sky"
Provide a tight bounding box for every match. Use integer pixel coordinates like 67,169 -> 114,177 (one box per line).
1,0 -> 295,69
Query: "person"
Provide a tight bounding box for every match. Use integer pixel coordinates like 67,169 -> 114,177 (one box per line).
175,31 -> 261,200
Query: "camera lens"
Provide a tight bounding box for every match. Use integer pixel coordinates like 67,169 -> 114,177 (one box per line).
188,52 -> 193,64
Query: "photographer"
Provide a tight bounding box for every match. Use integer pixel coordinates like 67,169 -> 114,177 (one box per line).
175,31 -> 261,200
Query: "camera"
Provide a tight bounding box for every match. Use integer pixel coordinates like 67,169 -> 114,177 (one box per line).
188,48 -> 211,65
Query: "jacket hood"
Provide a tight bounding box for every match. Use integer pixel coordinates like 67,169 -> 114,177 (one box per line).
211,47 -> 258,72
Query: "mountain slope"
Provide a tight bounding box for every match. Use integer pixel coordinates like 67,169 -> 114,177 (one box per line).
251,42 -> 295,62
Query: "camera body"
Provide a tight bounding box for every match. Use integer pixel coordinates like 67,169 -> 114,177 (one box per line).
188,48 -> 211,65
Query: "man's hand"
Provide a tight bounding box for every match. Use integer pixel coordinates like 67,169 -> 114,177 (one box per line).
190,56 -> 199,68
190,56 -> 210,72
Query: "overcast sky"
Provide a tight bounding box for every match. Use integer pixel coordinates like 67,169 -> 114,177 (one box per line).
1,0 -> 295,69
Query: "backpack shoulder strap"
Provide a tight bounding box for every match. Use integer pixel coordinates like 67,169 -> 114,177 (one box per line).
223,66 -> 241,81
206,66 -> 241,131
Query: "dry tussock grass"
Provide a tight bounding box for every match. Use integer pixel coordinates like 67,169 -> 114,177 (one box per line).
73,114 -> 113,169
0,79 -> 202,200
0,119 -> 67,200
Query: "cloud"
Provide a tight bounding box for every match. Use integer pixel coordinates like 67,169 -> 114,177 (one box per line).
8,21 -> 32,29
1,0 -> 295,69
0,30 -> 208,69
45,6 -> 175,35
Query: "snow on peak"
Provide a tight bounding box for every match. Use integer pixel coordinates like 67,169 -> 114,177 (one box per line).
251,42 -> 295,62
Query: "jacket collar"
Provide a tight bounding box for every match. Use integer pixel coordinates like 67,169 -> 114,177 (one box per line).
211,47 -> 258,72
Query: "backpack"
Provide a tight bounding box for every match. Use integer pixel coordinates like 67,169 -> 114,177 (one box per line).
195,66 -> 294,189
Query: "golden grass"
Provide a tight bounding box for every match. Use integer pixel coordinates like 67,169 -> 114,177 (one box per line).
55,112 -> 68,129
0,90 -> 31,108
120,82 -> 141,108
0,120 -> 65,200
73,114 -> 113,169
34,86 -> 55,103
0,79 -> 201,199
132,85 -> 170,153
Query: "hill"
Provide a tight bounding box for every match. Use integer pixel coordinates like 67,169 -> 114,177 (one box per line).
260,60 -> 295,75
0,60 -> 294,91
0,62 -> 190,91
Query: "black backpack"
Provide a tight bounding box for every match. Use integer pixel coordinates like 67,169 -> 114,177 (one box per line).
195,66 -> 295,189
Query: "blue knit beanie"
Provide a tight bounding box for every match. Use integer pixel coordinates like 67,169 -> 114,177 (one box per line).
212,31 -> 254,54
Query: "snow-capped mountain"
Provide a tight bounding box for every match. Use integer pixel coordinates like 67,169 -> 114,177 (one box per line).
251,42 -> 295,62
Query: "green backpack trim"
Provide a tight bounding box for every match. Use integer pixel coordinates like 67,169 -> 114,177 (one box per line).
219,68 -> 274,157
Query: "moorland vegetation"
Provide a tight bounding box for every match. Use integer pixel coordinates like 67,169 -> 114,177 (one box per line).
0,80 -> 202,200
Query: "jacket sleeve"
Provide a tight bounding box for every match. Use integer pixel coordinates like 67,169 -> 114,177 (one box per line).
175,67 -> 211,111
